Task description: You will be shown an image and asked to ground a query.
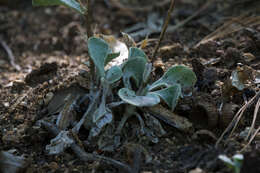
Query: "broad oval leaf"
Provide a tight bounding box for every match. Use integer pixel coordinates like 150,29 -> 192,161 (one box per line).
129,47 -> 148,60
88,37 -> 110,77
105,66 -> 123,84
32,0 -> 85,15
149,65 -> 197,91
122,56 -> 147,89
151,84 -> 181,111
118,88 -> 160,107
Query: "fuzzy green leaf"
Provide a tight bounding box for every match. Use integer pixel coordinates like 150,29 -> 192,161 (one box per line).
118,88 -> 160,107
88,37 -> 110,78
129,47 -> 148,60
149,65 -> 197,91
122,56 -> 147,89
151,84 -> 181,110
106,66 -> 123,84
32,0 -> 85,14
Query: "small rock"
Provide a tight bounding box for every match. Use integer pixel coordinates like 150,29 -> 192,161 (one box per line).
3,102 -> 9,107
189,168 -> 205,173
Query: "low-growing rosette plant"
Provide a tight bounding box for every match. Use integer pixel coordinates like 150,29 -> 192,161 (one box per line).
84,36 -> 197,148
32,0 -> 197,152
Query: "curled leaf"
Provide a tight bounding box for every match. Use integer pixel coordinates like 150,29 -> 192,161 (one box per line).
122,56 -> 147,89
149,65 -> 197,93
118,88 -> 160,107
151,84 -> 181,110
89,112 -> 113,139
45,131 -> 74,155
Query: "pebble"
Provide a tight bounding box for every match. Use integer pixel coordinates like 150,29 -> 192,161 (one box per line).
3,102 -> 10,107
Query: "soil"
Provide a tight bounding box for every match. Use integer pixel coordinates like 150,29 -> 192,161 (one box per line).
1,0 -> 260,173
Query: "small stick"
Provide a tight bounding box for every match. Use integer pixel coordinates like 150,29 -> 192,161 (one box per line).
152,0 -> 175,60
246,97 -> 260,141
215,91 -> 260,147
0,38 -> 21,71
84,0 -> 95,83
85,0 -> 93,38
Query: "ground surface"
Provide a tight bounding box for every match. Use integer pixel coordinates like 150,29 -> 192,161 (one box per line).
0,0 -> 260,173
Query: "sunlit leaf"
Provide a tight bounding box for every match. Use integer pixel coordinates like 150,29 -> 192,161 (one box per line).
32,0 -> 85,15
122,56 -> 147,89
149,65 -> 197,91
118,88 -> 160,107
100,35 -> 129,70
151,84 -> 181,110
105,66 -> 123,84
87,37 -> 110,77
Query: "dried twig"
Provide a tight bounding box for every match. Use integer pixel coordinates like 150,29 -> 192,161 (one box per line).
0,38 -> 21,71
215,91 -> 260,147
196,15 -> 260,47
241,126 -> 260,152
246,97 -> 260,141
152,0 -> 175,60
81,0 -> 95,83
40,120 -> 134,173
85,0 -> 93,38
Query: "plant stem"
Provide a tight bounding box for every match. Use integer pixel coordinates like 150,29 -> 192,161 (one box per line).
116,105 -> 136,134
152,0 -> 175,61
85,0 -> 95,83
85,0 -> 93,38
